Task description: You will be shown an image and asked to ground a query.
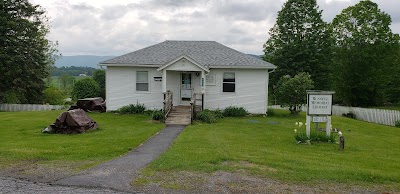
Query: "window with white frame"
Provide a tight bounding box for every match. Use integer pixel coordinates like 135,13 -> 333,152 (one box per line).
136,71 -> 149,91
223,72 -> 235,92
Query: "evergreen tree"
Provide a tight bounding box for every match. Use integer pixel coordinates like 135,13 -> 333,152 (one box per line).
0,0 -> 58,103
264,0 -> 332,90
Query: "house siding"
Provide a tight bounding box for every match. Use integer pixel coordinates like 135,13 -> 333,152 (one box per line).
106,66 -> 163,111
106,67 -> 269,114
205,69 -> 269,114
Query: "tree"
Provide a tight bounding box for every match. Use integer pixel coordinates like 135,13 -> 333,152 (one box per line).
0,0 -> 58,103
331,0 -> 400,107
275,72 -> 314,114
58,74 -> 75,89
43,86 -> 65,105
72,78 -> 100,100
92,69 -> 106,99
264,0 -> 332,90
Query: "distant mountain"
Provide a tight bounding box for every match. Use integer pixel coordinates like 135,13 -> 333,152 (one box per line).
247,54 -> 263,59
54,55 -> 115,68
55,54 -> 263,68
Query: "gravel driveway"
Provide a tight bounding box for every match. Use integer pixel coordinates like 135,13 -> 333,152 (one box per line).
0,176 -> 131,194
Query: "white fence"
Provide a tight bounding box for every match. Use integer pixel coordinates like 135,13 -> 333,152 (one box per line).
269,105 -> 400,127
0,104 -> 65,112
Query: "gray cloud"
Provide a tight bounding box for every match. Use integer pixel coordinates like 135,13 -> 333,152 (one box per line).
211,0 -> 281,22
31,0 -> 400,56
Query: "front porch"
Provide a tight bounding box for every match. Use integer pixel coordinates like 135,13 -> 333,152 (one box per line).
163,91 -> 203,125
158,55 -> 209,107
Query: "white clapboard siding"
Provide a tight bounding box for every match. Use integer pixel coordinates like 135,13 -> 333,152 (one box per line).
0,104 -> 65,112
269,105 -> 400,126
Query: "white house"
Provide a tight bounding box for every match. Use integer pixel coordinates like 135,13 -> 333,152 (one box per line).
99,41 -> 276,114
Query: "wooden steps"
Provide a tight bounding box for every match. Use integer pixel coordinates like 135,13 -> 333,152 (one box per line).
165,105 -> 192,126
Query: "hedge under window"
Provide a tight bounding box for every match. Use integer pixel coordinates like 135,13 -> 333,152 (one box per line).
136,71 -> 149,91
223,72 -> 235,92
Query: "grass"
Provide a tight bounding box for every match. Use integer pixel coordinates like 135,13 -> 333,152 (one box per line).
0,111 -> 163,170
140,110 -> 400,187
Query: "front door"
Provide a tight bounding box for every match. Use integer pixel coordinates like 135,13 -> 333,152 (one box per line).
181,73 -> 192,103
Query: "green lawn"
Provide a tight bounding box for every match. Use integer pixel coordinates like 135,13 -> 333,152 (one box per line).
0,111 -> 163,170
141,110 -> 400,187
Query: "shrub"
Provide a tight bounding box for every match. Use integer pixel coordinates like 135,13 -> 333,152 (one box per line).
223,106 -> 248,117
117,103 -> 146,114
213,109 -> 224,119
196,109 -> 218,123
342,112 -> 356,119
151,110 -> 164,121
43,86 -> 65,105
72,78 -> 100,100
267,108 -> 275,116
395,120 -> 400,128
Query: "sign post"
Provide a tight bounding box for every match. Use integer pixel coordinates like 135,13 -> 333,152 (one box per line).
306,91 -> 335,138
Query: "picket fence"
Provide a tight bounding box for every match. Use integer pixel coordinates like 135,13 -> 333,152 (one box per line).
0,104 -> 65,112
269,105 -> 400,127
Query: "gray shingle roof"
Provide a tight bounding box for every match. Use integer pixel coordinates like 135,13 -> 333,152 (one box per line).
100,40 -> 276,68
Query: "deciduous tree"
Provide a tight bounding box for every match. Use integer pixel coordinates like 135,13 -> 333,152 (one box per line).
264,0 -> 332,90
0,0 -> 58,103
331,0 -> 400,106
275,72 -> 314,114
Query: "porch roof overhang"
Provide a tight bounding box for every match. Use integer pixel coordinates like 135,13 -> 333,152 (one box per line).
157,55 -> 210,73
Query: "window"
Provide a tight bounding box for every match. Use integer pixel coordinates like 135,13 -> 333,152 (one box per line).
136,71 -> 149,91
223,72 -> 235,92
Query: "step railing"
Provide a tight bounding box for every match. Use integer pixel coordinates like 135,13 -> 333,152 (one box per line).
163,90 -> 173,121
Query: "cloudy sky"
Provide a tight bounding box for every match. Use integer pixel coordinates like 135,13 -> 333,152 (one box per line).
30,0 -> 400,56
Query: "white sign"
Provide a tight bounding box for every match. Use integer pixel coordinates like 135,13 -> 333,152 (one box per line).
312,116 -> 327,123
308,94 -> 333,115
206,74 -> 216,85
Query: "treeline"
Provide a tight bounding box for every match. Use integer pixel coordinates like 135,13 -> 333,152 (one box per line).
51,66 -> 97,76
265,0 -> 400,107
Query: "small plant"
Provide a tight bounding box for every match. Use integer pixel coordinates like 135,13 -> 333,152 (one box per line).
117,103 -> 146,114
294,122 -> 337,144
196,109 -> 218,123
395,120 -> 400,128
151,110 -> 164,121
223,106 -> 248,117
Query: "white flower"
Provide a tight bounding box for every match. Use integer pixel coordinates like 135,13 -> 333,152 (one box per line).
294,129 -> 297,133
299,122 -> 303,127
295,122 -> 299,126
330,125 -> 333,129
305,122 -> 307,126
338,131 -> 343,136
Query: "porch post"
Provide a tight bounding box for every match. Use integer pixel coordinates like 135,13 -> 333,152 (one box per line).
201,70 -> 206,109
162,69 -> 167,93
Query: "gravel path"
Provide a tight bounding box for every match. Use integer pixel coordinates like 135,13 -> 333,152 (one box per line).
54,125 -> 186,193
0,176 -> 130,194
